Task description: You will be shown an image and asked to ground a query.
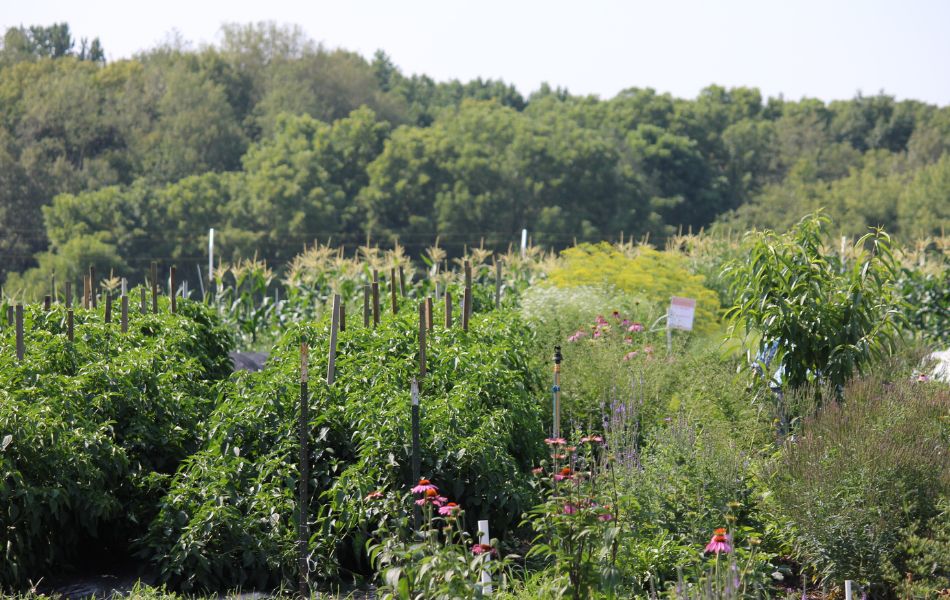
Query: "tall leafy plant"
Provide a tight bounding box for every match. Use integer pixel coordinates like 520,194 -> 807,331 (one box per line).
724,213 -> 905,396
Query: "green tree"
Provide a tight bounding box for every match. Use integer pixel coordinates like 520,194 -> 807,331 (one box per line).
724,213 -> 905,397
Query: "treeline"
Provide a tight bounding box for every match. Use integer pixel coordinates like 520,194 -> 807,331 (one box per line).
1,22 -> 948,297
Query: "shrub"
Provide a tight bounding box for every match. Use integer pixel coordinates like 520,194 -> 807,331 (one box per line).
763,376 -> 949,590
143,301 -> 546,592
0,295 -> 232,588
546,243 -> 721,332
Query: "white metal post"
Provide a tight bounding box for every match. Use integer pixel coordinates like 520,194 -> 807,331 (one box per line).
478,519 -> 492,594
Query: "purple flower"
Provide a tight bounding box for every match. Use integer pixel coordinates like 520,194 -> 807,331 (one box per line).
411,478 -> 437,495
704,528 -> 733,554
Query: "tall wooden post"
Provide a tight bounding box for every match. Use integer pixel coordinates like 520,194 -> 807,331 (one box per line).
363,285 -> 370,327
104,293 -> 113,324
15,304 -> 24,362
399,266 -> 406,297
121,294 -> 129,333
67,309 -> 74,342
495,259 -> 502,309
390,268 -> 398,315
372,271 -> 380,327
169,266 -> 177,314
327,294 -> 340,386
425,297 -> 433,331
298,343 -> 310,598
151,261 -> 158,314
89,266 -> 97,309
418,302 -> 427,378
411,378 -> 421,529
444,292 -> 453,329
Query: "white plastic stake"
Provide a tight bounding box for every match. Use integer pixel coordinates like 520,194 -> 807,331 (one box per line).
121,278 -> 127,296
845,580 -> 852,600
478,519 -> 493,594
208,228 -> 215,281
520,229 -> 527,258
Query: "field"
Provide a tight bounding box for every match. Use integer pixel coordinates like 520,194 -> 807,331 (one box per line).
1,219 -> 948,599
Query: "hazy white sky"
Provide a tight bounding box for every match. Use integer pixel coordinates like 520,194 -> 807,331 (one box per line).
4,0 -> 949,105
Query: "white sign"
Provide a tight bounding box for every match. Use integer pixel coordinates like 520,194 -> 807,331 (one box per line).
668,296 -> 696,331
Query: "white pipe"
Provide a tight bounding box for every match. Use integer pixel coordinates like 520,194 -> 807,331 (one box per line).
845,580 -> 852,600
478,519 -> 492,594
520,229 -> 527,258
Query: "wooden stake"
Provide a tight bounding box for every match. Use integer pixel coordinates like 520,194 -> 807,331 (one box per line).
89,266 -> 96,309
140,287 -> 147,314
425,297 -> 433,331
372,281 -> 380,327
390,268 -> 398,315
121,295 -> 129,333
44,295 -> 51,311
169,266 -> 177,314
15,304 -> 24,362
411,378 -> 421,529
298,343 -> 310,599
5,306 -> 12,326
327,294 -> 340,386
363,285 -> 370,327
464,260 -> 473,329
495,259 -> 502,309
462,286 -> 472,332
399,266 -> 406,297
418,302 -> 426,377
65,281 -> 72,309
104,293 -> 112,324
151,261 -> 158,313
444,292 -> 453,329
67,309 -> 74,342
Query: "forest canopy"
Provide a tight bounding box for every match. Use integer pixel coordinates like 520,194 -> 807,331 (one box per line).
1,22 -> 948,297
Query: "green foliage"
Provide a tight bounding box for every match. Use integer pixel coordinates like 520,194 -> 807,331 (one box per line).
369,495 -> 513,600
724,213 -> 906,394
763,376 -> 949,589
143,304 -> 545,591
898,262 -> 950,345
0,296 -> 232,587
546,243 -> 721,332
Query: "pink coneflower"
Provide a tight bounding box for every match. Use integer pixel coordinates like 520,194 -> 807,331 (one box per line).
593,330 -> 602,339
624,337 -> 633,344
704,528 -> 733,554
598,512 -> 614,521
580,435 -> 604,444
567,330 -> 587,342
623,351 -> 638,361
438,502 -> 461,516
622,319 -> 631,326
563,502 -> 578,515
531,467 -> 544,475
628,323 -> 644,332
545,437 -> 567,446
471,543 -> 498,557
415,488 -> 447,507
411,479 -> 437,495
364,490 -> 383,501
643,345 -> 654,355
553,466 -> 573,482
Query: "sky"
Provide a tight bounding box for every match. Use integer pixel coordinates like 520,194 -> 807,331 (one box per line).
3,0 -> 949,105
